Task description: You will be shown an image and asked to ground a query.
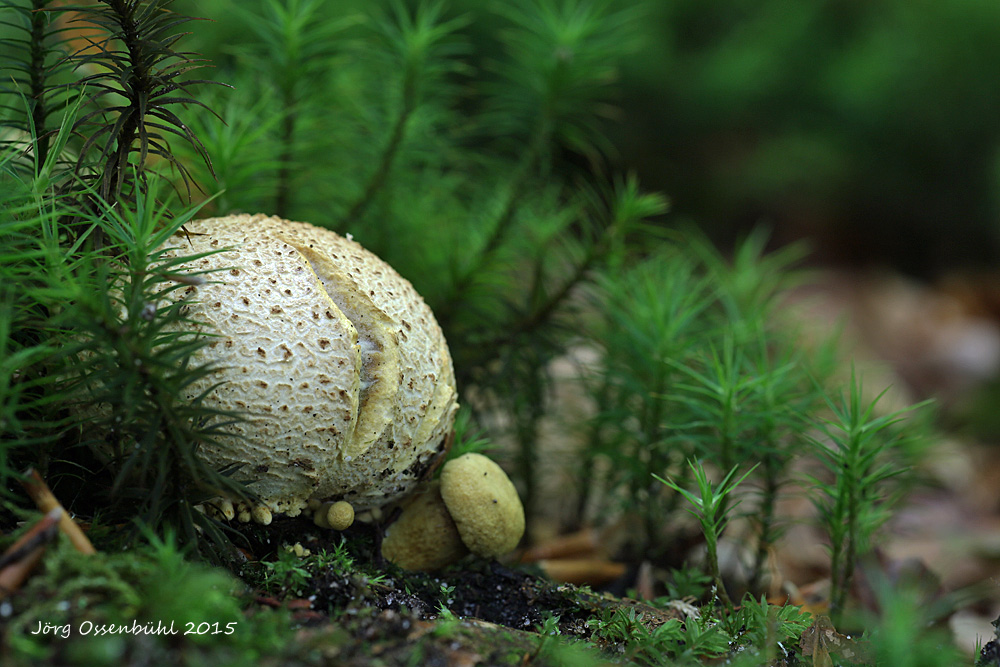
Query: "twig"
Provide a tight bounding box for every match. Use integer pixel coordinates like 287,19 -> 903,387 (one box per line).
0,507 -> 62,599
20,468 -> 97,555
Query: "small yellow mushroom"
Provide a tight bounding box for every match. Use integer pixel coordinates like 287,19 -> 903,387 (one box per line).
380,454 -> 526,571
285,542 -> 311,557
251,505 -> 273,526
439,453 -> 525,559
381,481 -> 469,571
212,498 -> 236,521
327,501 -> 355,530
313,500 -> 355,530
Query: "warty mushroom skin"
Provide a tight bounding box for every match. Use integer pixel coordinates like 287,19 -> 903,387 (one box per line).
160,215 -> 458,519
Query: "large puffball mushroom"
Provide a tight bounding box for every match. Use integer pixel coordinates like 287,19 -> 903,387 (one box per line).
160,215 -> 458,520
380,481 -> 469,571
439,453 -> 525,559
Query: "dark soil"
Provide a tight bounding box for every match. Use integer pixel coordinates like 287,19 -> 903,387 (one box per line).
230,515 -> 667,664
240,515 -> 599,627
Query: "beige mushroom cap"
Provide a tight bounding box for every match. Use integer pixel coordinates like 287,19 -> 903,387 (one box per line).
160,215 -> 458,517
380,481 -> 469,571
439,453 -> 525,559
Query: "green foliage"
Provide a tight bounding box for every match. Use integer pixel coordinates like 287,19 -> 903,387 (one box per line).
579,224 -> 940,641
656,460 -> 758,611
482,0 -> 645,162
729,594 -> 812,662
662,566 -> 712,602
608,0 -> 1000,274
532,613 -> 606,667
0,148 -> 254,550
586,595 -> 815,666
0,531 -> 299,664
0,0 -> 75,170
260,546 -> 312,597
254,539 -> 364,599
580,229 -> 832,574
2,0 -> 219,203
1,0 -> 244,548
67,0 -> 219,202
443,406 -> 494,463
809,369 -> 932,623
591,606 -> 730,666
859,569 -> 967,667
0,1 -> 961,662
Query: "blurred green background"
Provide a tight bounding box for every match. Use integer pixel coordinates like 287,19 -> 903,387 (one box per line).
613,0 -> 1000,277
440,0 -> 1000,276
165,0 -> 1000,277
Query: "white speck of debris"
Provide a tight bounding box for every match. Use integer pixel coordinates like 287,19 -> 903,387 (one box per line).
346,233 -> 354,242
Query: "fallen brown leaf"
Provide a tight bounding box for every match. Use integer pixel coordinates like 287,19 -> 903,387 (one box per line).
800,615 -> 870,666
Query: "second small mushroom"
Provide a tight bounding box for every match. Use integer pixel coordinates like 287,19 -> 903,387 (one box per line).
381,453 -> 525,571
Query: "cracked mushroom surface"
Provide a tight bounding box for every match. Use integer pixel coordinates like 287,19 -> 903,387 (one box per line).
161,214 -> 458,518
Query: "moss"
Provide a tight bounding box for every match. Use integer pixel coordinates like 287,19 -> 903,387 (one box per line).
0,532 -> 320,666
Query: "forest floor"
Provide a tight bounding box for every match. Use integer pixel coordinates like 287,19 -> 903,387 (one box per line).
4,268 -> 1000,665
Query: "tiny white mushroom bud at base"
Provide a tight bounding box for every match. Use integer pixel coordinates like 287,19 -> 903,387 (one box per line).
251,505 -> 272,525
212,498 -> 235,521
